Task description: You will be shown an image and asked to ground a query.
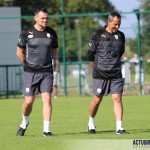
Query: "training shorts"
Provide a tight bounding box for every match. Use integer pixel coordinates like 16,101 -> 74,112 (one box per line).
92,78 -> 123,96
23,72 -> 53,96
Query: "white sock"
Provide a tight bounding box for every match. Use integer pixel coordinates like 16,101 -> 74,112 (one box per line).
116,121 -> 122,131
20,114 -> 29,129
43,121 -> 50,133
88,116 -> 95,130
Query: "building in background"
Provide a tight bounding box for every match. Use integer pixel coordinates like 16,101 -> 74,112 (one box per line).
0,7 -> 22,97
0,7 -> 21,64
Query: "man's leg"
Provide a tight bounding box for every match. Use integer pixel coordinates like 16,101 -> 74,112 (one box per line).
112,93 -> 123,125
53,72 -> 58,98
22,96 -> 35,116
17,96 -> 35,136
53,85 -> 57,98
112,93 -> 129,134
42,92 -> 53,136
135,73 -> 139,83
88,95 -> 103,133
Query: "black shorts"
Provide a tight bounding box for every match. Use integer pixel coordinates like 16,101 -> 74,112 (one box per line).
23,72 -> 53,96
92,78 -> 123,96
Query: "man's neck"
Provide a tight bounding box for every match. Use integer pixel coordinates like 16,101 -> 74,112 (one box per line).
34,24 -> 45,31
106,27 -> 112,33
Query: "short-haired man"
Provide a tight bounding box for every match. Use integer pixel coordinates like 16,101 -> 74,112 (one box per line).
16,8 -> 58,136
87,12 -> 129,135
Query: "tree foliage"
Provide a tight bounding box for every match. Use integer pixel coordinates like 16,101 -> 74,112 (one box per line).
140,0 -> 150,56
128,0 -> 150,58
1,0 -> 116,61
127,0 -> 150,73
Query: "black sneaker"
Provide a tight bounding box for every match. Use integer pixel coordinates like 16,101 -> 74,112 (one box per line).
43,131 -> 53,137
88,127 -> 96,134
116,129 -> 129,135
16,123 -> 29,136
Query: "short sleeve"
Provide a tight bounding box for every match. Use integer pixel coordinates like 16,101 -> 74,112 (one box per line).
17,30 -> 27,48
52,30 -> 58,48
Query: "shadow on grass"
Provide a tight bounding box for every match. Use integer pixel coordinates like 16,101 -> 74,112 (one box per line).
130,128 -> 150,133
54,128 -> 150,136
55,130 -> 115,136
19,129 -> 150,137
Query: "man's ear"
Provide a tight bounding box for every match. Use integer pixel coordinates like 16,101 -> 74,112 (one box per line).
34,16 -> 37,21
108,20 -> 111,23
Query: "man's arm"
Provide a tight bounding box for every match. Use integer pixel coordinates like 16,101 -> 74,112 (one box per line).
88,50 -> 95,68
55,59 -> 60,72
87,31 -> 98,68
90,61 -> 94,68
52,48 -> 57,59
16,46 -> 25,63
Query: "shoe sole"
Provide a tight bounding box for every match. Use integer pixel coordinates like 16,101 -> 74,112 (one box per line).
116,132 -> 129,135
43,132 -> 53,137
88,132 -> 96,134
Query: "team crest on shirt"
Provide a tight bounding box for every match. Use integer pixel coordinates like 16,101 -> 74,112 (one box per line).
47,33 -> 51,38
114,34 -> 118,40
114,32 -> 122,41
28,31 -> 34,38
28,35 -> 33,38
97,87 -> 102,94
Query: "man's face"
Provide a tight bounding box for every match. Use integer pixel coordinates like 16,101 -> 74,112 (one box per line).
108,16 -> 121,33
34,11 -> 48,28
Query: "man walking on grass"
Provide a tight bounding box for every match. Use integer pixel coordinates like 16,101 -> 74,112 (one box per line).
87,12 -> 129,135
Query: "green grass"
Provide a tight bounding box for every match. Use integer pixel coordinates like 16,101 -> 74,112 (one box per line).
0,95 -> 150,150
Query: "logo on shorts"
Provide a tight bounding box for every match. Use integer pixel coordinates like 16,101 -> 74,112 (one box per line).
97,87 -> 101,94
26,88 -> 30,93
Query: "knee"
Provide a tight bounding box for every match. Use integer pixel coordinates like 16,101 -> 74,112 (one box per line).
92,96 -> 102,106
24,98 -> 34,107
23,101 -> 33,109
112,95 -> 122,103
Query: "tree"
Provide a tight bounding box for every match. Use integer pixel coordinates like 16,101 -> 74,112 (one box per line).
128,1 -> 150,57
140,0 -> 150,56
127,1 -> 150,72
140,0 -> 150,72
1,0 -> 116,61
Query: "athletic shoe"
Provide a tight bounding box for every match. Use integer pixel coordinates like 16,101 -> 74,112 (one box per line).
116,129 -> 129,135
43,131 -> 53,137
88,127 -> 96,134
16,123 -> 29,136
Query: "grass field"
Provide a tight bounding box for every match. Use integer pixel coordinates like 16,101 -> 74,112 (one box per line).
0,95 -> 150,150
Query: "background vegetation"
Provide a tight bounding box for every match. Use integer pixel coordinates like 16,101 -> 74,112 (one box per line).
1,0 -> 149,62
1,1 -> 150,64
